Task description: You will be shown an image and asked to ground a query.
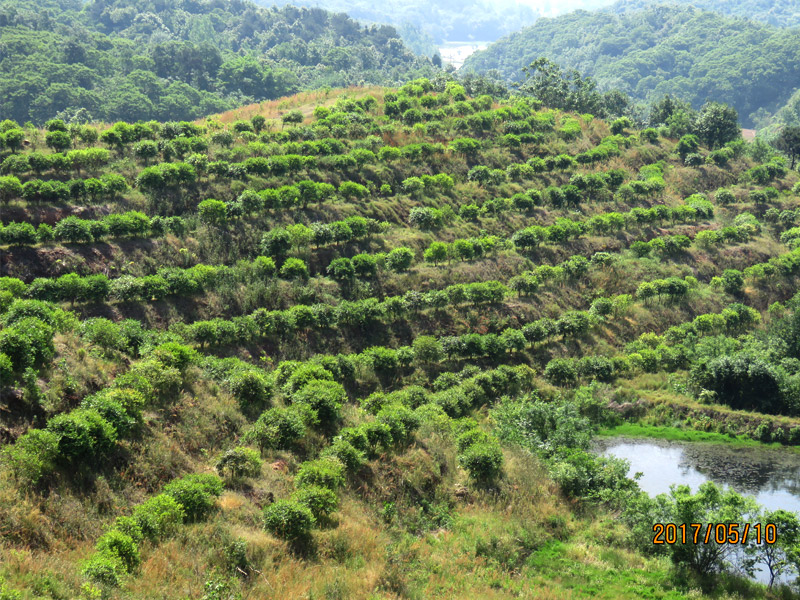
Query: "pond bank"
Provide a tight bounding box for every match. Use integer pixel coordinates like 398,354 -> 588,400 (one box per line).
597,423 -> 791,448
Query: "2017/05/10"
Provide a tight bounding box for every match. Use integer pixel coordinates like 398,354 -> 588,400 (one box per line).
653,523 -> 777,545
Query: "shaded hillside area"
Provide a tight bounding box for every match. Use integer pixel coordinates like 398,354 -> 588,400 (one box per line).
462,4 -> 800,127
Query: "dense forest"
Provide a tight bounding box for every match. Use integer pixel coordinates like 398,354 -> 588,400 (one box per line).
3,74 -> 800,597
262,0 -> 542,47
611,0 -> 800,29
0,0 -> 435,124
462,4 -> 800,127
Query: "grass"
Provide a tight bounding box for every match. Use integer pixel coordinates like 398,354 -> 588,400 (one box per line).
597,423 -> 780,447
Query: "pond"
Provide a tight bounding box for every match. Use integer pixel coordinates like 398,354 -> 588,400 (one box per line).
594,437 -> 800,514
595,436 -> 800,585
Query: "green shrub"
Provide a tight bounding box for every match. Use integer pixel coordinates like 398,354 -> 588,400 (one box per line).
47,408 -> 118,464
290,379 -> 345,429
459,442 -> 503,486
246,406 -> 307,450
227,370 -> 272,410
128,359 -> 181,404
456,429 -> 492,452
295,458 -> 345,490
263,500 -> 315,542
132,494 -> 185,540
79,394 -> 137,436
282,363 -> 334,394
377,404 -> 420,447
150,342 -> 198,371
2,428 -> 59,485
163,473 -> 224,522
321,438 -> 365,473
385,247 -> 415,272
96,530 -> 140,572
291,485 -> 338,519
216,447 -> 262,480
279,257 -> 308,280
112,516 -> 143,543
0,328 -> 33,372
0,352 -> 14,386
82,553 -> 124,587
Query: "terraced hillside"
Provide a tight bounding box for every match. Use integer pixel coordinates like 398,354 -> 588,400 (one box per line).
1,82 -> 800,598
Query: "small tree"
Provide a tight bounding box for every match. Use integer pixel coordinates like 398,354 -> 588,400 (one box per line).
775,125 -> 800,170
695,101 -> 740,149
198,199 -> 228,227
279,257 -> 308,280
0,176 -> 22,204
747,509 -> 800,588
385,247 -> 414,272
424,242 -> 449,265
45,130 -> 71,152
291,485 -> 338,520
281,110 -> 303,129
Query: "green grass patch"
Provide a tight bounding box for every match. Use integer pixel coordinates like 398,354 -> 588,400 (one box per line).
596,423 -> 774,447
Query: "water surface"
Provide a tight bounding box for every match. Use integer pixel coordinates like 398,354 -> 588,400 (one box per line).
595,436 -> 800,584
594,437 -> 800,513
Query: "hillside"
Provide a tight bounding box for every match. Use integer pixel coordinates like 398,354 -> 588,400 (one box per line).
3,82 -> 800,598
261,0 -> 542,48
461,4 -> 800,127
611,0 -> 800,29
0,0 -> 435,125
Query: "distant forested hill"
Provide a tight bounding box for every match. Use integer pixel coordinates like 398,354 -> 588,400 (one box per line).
260,0 -> 540,47
461,5 -> 800,127
610,0 -> 800,29
0,0 -> 436,124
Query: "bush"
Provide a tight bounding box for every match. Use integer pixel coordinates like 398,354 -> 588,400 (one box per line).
290,379 -> 345,430
112,516 -> 143,544
2,428 -> 59,485
291,485 -> 338,520
0,352 -> 14,387
544,359 -> 578,386
128,359 -> 181,404
227,370 -> 272,410
47,408 -> 118,464
321,438 -> 365,473
162,473 -> 224,522
131,494 -> 185,540
82,553 -> 124,587
281,363 -> 334,394
385,247 -> 415,272
263,500 -> 315,542
376,404 -> 420,447
96,530 -> 140,572
359,421 -> 394,457
246,406 -> 308,450
459,441 -> 503,486
294,458 -> 345,490
280,257 -> 308,280
216,447 -> 262,480
80,393 -> 138,436
150,342 -> 198,371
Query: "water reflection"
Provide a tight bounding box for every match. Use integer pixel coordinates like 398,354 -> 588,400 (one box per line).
594,437 -> 800,585
593,437 -> 800,513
